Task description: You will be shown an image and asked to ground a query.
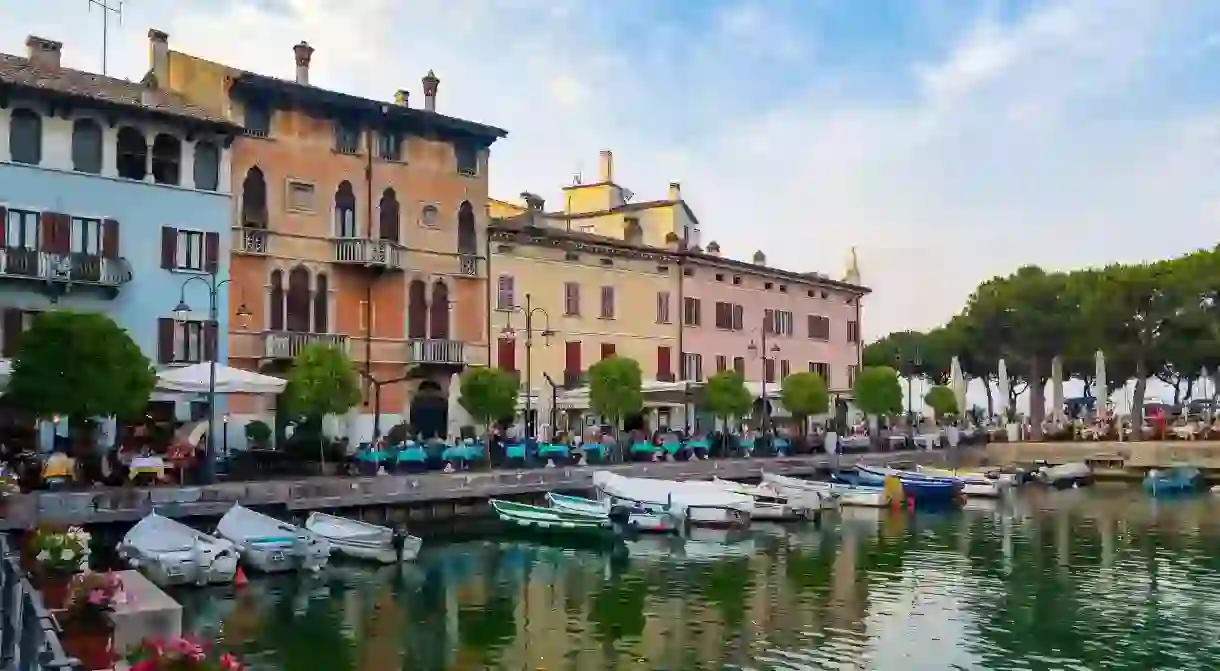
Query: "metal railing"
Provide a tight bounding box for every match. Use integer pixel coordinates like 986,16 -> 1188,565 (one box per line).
333,239 -> 402,269
238,229 -> 268,255
0,535 -> 79,671
262,331 -> 349,360
0,249 -> 131,287
458,255 -> 478,276
406,338 -> 465,365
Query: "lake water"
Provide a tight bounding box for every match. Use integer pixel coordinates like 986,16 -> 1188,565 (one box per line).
174,487 -> 1220,670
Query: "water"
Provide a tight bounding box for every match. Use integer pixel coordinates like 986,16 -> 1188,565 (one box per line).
174,487 -> 1220,670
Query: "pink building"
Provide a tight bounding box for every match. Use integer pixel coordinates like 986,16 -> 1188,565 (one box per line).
678,244 -> 868,393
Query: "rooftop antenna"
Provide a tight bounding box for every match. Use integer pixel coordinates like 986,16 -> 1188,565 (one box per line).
86,0 -> 124,75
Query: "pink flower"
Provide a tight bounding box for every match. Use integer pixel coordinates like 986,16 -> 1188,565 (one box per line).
87,589 -> 105,605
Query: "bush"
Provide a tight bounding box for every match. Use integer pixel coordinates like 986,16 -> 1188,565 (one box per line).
244,420 -> 272,449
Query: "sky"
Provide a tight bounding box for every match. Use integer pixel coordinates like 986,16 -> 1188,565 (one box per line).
6,0 -> 1220,410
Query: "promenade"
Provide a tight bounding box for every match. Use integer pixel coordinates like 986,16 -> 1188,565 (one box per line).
0,450 -> 955,530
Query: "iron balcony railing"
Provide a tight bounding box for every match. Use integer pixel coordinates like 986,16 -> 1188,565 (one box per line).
406,338 -> 465,365
1,535 -> 79,671
333,239 -> 402,270
458,255 -> 478,276
0,248 -> 131,287
563,370 -> 586,388
262,331 -> 349,360
238,228 -> 268,255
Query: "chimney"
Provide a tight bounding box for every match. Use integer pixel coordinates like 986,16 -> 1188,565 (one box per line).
521,192 -> 545,211
668,181 -> 682,202
598,150 -> 614,183
25,36 -> 62,72
394,90 -> 410,106
706,241 -> 721,256
752,250 -> 767,266
293,41 -> 314,85
422,70 -> 439,112
147,30 -> 169,87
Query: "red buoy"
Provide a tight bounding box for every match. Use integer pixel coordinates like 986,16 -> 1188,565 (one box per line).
234,566 -> 249,587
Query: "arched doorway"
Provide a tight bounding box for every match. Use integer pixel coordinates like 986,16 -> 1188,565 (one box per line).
410,380 -> 448,440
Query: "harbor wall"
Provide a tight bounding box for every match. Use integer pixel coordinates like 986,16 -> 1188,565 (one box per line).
985,440 -> 1220,470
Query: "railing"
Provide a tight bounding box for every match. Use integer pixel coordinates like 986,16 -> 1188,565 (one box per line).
563,370 -> 586,388
333,239 -> 402,270
458,255 -> 478,276
0,536 -> 79,671
238,228 -> 268,255
0,248 -> 131,287
406,338 -> 465,365
262,331 -> 349,360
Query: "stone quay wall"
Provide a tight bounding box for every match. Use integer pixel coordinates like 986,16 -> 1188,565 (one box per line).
985,440 -> 1220,470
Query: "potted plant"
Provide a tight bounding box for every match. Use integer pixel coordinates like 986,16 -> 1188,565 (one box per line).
126,636 -> 245,671
27,525 -> 91,608
60,571 -> 128,670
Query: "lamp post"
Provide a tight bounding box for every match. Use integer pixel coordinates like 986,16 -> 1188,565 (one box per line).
500,293 -> 553,439
173,274 -> 250,484
746,324 -> 781,437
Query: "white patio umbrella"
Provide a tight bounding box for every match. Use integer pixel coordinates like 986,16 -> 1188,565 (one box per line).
950,356 -> 967,422
1050,356 -> 1064,423
1093,350 -> 1107,413
446,372 -> 472,442
156,363 -> 287,394
997,358 -> 1011,421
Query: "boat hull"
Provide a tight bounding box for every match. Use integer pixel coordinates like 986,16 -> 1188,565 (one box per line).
593,471 -> 753,529
117,514 -> 239,587
854,466 -> 961,503
1143,467 -> 1203,495
492,499 -> 609,533
763,472 -> 889,507
217,504 -> 332,573
305,512 -> 421,564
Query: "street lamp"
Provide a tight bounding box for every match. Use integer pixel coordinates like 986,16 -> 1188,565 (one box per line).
500,293 -> 554,439
747,325 -> 781,437
173,275 -> 250,484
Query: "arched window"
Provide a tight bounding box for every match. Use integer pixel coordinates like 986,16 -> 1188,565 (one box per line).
408,280 -> 428,339
115,127 -> 147,180
151,133 -> 182,185
313,273 -> 329,333
456,201 -> 477,253
429,281 -> 450,340
378,188 -> 400,242
624,219 -> 643,245
70,118 -> 102,173
286,266 -> 311,333
9,108 -> 42,165
268,269 -> 285,331
241,166 -> 267,228
193,141 -> 220,191
334,181 -> 357,238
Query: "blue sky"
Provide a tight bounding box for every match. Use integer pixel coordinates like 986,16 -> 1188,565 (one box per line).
6,0 -> 1220,409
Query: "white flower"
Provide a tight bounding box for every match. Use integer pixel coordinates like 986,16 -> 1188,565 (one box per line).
78,561 -> 88,572
61,549 -> 75,561
36,550 -> 49,561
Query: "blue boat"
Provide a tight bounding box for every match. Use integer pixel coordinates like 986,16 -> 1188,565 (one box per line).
850,465 -> 962,504
1143,466 -> 1203,495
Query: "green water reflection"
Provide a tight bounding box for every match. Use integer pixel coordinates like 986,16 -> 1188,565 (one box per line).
175,487 -> 1220,670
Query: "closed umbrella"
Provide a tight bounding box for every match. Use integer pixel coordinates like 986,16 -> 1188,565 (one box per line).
997,359 -> 1010,422
950,356 -> 967,423
1093,351 -> 1107,414
446,372 -> 471,443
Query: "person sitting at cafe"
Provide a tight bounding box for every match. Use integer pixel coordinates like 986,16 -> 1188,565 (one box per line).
41,442 -> 77,489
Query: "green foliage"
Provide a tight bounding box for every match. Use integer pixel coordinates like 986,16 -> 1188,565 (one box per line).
588,355 -> 643,424
700,371 -> 753,420
458,367 -> 519,428
852,366 -> 904,418
924,385 -> 959,419
8,311 -> 155,423
244,420 -> 272,448
779,372 -> 829,426
283,343 -> 361,421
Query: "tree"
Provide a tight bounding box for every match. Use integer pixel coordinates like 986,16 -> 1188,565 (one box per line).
700,371 -> 753,431
852,366 -> 903,430
282,343 -> 360,459
923,385 -> 958,422
779,371 -> 829,436
588,356 -> 643,444
458,367 -> 519,433
8,311 -> 155,444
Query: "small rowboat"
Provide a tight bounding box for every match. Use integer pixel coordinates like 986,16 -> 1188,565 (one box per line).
118,513 -> 239,587
762,472 -> 889,507
216,504 -> 332,573
491,499 -> 610,533
304,512 -> 421,564
709,478 -> 820,520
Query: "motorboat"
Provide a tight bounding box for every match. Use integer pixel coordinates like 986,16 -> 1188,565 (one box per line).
761,472 -> 890,507
117,513 -> 239,587
490,499 -> 610,533
545,492 -> 679,533
1033,462 -> 1094,489
913,466 -> 1009,498
304,512 -> 421,564
918,466 -> 1020,488
1143,466 -> 1204,495
709,477 -> 821,520
849,465 -> 962,504
592,471 -> 753,528
216,504 -> 332,573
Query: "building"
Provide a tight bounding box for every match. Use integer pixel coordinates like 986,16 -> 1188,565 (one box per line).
0,35 -> 240,430
152,32 -> 506,442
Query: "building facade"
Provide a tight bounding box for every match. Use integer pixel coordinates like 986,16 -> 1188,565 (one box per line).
0,35 -> 239,430
154,32 -> 506,442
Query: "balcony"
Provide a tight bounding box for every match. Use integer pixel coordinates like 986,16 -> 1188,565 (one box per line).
0,248 -> 131,295
333,238 -> 403,270
563,370 -> 586,389
407,338 -> 465,365
458,254 -> 479,276
262,331 -> 349,360
236,228 -> 268,255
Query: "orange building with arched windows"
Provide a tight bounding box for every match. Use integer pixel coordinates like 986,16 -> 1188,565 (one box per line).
148,31 -> 505,442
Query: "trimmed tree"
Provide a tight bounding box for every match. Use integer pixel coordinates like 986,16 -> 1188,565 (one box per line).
923,385 -> 959,423
282,343 -> 361,462
701,371 -> 753,433
588,355 -> 643,457
458,367 -> 520,435
8,311 -> 156,448
780,371 -> 829,437
852,366 -> 904,445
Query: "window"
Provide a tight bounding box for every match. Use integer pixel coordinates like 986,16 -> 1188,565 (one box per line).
714,302 -> 740,330
600,286 -> 615,319
732,276 -> 742,285
847,320 -> 860,343
379,188 -> 400,242
151,133 -> 182,185
455,144 -> 479,176
71,119 -> 103,173
733,356 -> 745,375
175,230 -> 205,271
564,282 -> 580,316
2,308 -> 39,357
70,217 -> 102,255
9,108 -> 42,165
286,179 -> 314,213
732,304 -> 743,330
764,282 -> 773,290
681,352 -> 703,382
334,123 -> 360,154
600,343 -> 616,360
496,275 -> 515,311
115,127 -> 147,180
457,201 -> 477,253
683,297 -> 701,326
715,355 -> 727,373
334,181 -> 357,238
765,309 -> 793,336
244,104 -> 271,137
193,142 -> 220,191
377,132 -> 402,161
656,292 -> 671,324
848,365 -> 859,387
174,320 -> 207,363
808,315 -> 831,340
420,204 -> 439,228
314,273 -> 329,333
764,358 -> 776,384
5,209 -> 40,250
780,360 -> 790,379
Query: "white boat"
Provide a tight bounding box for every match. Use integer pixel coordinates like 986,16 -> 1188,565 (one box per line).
546,492 -> 679,533
762,472 -> 890,508
216,504 -> 332,573
918,466 -> 1018,489
117,513 -> 239,587
1035,462 -> 1094,489
592,471 -> 752,528
304,512 -> 421,564
709,477 -> 820,520
913,467 -> 1008,498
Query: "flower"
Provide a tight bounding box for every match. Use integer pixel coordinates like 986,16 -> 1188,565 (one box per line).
36,550 -> 49,561
127,636 -> 243,671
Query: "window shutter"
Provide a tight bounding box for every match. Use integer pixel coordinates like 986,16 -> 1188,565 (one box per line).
55,214 -> 71,253
564,341 -> 581,372
204,231 -> 220,273
41,212 -> 60,252
157,317 -> 175,363
497,337 -> 516,372
0,206 -> 7,246
160,226 -> 177,269
203,321 -> 218,361
601,343 -> 615,360
2,308 -> 23,357
101,218 -> 120,259
657,346 -> 671,377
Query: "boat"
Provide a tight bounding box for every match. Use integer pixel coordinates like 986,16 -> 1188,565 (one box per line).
762,472 -> 890,507
117,513 -> 239,587
1033,462 -> 1094,489
592,471 -> 753,528
918,466 -> 1019,488
849,465 -> 962,504
913,466 -> 1009,498
545,492 -> 679,533
215,504 -> 332,573
1143,466 -> 1204,495
304,512 -> 421,564
490,499 -> 610,533
709,477 -> 821,520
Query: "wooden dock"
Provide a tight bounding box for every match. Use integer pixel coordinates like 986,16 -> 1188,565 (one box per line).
0,450 -> 956,529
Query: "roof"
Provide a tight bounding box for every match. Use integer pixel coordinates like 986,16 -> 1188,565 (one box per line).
228,72 -> 508,147
0,52 -> 239,131
683,249 -> 871,295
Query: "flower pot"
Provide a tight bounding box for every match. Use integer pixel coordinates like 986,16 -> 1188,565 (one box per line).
34,572 -> 73,610
62,622 -> 114,671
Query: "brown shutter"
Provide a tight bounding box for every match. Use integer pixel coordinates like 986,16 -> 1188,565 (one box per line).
204,231 -> 220,274
564,341 -> 581,372
160,226 -> 177,269
497,338 -> 515,372
0,205 -> 7,247
55,214 -> 71,253
657,346 -> 671,377
203,321 -> 218,362
600,343 -> 615,360
157,317 -> 175,363
2,309 -> 23,357
40,212 -> 59,251
102,218 -> 120,259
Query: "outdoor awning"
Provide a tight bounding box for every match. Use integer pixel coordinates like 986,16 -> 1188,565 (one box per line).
156,363 -> 287,395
